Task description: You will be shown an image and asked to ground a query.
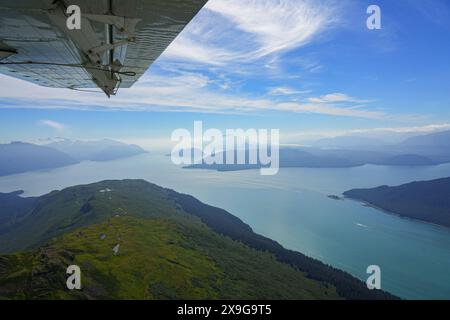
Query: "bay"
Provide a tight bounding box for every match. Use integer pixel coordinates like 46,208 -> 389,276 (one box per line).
1,153 -> 450,299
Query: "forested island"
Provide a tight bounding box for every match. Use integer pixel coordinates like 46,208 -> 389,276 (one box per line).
344,177 -> 450,228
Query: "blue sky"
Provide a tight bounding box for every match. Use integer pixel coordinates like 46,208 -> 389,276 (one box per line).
1,0 -> 450,148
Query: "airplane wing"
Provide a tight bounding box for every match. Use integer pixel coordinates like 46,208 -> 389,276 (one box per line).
0,0 -> 208,97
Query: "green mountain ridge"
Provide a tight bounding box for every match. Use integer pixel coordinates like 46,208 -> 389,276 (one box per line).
0,216 -> 338,299
0,180 -> 396,300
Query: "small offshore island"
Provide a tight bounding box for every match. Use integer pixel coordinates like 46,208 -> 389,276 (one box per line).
327,195 -> 343,200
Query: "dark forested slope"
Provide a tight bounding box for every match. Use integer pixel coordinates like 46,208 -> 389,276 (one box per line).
344,177 -> 450,228
0,180 -> 396,299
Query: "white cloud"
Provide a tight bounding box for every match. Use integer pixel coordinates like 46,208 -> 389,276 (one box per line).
165,0 -> 340,65
284,123 -> 450,143
166,38 -> 233,66
275,102 -> 387,120
38,120 -> 65,131
0,74 -> 377,118
347,123 -> 450,134
207,0 -> 338,58
308,93 -> 371,104
268,87 -> 311,95
1,0 -> 389,121
0,74 -> 409,121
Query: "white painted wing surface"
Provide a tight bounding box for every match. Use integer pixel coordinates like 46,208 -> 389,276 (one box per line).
0,0 -> 208,96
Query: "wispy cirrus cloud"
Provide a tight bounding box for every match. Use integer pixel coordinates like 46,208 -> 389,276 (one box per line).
38,119 -> 65,131
307,93 -> 373,104
165,0 -> 340,66
275,102 -> 386,120
268,87 -> 312,96
0,73 -> 404,121
0,0 -> 426,124
284,123 -> 450,144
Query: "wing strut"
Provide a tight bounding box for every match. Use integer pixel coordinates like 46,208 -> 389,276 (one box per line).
46,0 -> 140,96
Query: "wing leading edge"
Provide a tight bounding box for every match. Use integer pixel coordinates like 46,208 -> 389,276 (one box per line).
0,0 -> 208,96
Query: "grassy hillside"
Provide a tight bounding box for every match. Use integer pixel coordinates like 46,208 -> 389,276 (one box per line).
0,215 -> 339,299
0,191 -> 37,234
0,180 -> 396,299
0,180 -> 187,252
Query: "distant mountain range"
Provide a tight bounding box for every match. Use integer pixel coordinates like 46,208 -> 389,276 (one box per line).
46,138 -> 145,162
313,136 -> 389,149
0,179 -> 396,299
0,142 -> 79,176
185,130 -> 450,172
344,177 -> 450,228
3,130 -> 450,176
390,130 -> 450,163
0,139 -> 146,176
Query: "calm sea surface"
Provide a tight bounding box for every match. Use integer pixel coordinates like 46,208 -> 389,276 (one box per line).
1,153 -> 450,299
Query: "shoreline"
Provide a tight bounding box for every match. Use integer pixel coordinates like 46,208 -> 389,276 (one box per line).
343,196 -> 450,231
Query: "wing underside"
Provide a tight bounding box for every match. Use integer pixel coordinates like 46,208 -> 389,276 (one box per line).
0,0 -> 207,96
